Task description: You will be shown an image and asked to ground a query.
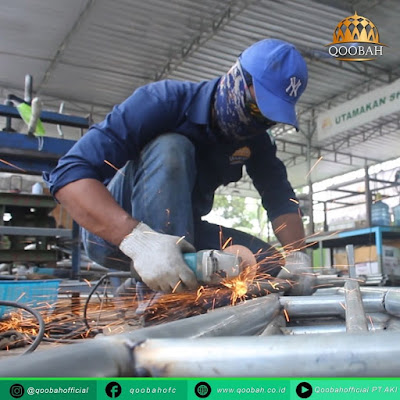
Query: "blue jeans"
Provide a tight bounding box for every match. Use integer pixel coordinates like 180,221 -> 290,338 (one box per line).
82,134 -> 281,277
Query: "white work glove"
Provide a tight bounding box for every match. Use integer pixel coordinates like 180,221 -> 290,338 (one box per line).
277,251 -> 315,296
119,222 -> 199,293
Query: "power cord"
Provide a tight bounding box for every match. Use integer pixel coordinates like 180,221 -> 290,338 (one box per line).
0,301 -> 45,355
0,272 -> 133,353
83,271 -> 132,331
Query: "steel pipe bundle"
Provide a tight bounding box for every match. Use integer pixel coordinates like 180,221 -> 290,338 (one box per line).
0,295 -> 281,377
2,283 -> 400,377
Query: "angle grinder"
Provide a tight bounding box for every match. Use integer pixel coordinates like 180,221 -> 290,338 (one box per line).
183,245 -> 257,285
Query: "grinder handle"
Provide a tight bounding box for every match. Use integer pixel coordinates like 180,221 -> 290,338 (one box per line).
183,253 -> 198,274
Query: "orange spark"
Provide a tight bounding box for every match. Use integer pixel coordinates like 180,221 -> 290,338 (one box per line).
274,223 -> 287,234
306,156 -> 323,178
83,279 -> 92,287
280,265 -> 290,274
267,279 -> 278,290
16,292 -> 26,302
0,159 -> 26,172
175,236 -> 186,245
221,237 -> 233,250
172,280 -> 182,293
195,286 -> 205,302
219,227 -> 223,250
368,315 -> 374,331
289,198 -> 299,204
283,308 -> 290,322
103,160 -> 125,175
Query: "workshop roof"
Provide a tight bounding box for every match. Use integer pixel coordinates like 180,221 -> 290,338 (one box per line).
1,0 -> 399,195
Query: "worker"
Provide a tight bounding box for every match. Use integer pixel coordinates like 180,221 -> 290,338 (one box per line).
44,38 -> 312,302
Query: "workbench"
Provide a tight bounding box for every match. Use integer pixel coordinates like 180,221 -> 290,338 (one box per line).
307,226 -> 400,284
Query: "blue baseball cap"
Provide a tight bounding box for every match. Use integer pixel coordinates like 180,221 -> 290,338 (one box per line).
239,39 -> 308,131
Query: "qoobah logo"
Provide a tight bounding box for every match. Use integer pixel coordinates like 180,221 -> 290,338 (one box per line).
326,12 -> 386,61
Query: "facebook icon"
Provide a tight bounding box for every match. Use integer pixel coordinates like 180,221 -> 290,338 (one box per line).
105,382 -> 122,398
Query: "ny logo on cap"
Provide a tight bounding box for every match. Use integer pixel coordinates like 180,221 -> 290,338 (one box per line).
285,77 -> 302,97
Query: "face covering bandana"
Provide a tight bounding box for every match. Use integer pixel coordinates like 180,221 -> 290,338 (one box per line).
214,61 -> 276,141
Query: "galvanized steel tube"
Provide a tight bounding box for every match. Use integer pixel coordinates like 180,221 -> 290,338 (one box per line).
280,293 -> 385,318
384,289 -> 400,317
133,332 -> 400,377
344,280 -> 368,332
281,324 -> 347,335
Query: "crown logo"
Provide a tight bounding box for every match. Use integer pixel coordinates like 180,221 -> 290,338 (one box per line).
326,11 -> 386,61
331,12 -> 381,45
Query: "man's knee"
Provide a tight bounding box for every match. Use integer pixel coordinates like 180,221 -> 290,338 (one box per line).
146,134 -> 195,175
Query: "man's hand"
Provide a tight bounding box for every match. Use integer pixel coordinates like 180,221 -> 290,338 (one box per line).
119,222 -> 199,293
277,251 -> 315,295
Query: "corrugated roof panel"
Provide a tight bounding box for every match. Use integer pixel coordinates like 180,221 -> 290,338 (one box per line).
1,0 -> 400,191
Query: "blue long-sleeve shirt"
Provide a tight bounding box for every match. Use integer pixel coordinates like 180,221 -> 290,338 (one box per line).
44,78 -> 299,221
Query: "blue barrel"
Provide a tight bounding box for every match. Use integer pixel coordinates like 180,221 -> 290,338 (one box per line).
393,204 -> 400,226
371,200 -> 391,226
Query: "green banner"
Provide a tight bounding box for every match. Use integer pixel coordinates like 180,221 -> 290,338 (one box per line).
0,378 -> 400,400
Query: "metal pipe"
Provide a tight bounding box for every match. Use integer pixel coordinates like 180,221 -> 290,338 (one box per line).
281,324 -> 346,335
282,313 -> 390,335
133,332 -> 400,377
365,165 -> 372,227
386,317 -> 400,331
281,323 -> 387,335
346,244 -> 356,278
245,280 -> 291,297
344,280 -> 368,332
280,293 -> 385,318
0,295 -> 280,377
4,96 -> 13,131
367,312 -> 391,326
313,287 -> 343,296
281,296 -> 347,317
259,315 -> 285,336
133,294 -> 281,339
314,275 -> 365,289
336,287 -> 400,317
384,289 -> 400,317
339,286 -> 396,294
24,74 -> 33,104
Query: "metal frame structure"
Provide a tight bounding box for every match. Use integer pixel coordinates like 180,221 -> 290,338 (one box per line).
0,103 -> 89,278
2,285 -> 400,377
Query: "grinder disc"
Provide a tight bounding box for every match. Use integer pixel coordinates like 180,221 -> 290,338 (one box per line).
223,244 -> 257,282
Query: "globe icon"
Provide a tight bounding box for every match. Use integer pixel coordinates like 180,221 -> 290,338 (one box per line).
332,12 -> 380,44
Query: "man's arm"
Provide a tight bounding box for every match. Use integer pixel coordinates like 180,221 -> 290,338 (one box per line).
55,178 -> 198,293
271,212 -> 306,252
56,179 -> 138,245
